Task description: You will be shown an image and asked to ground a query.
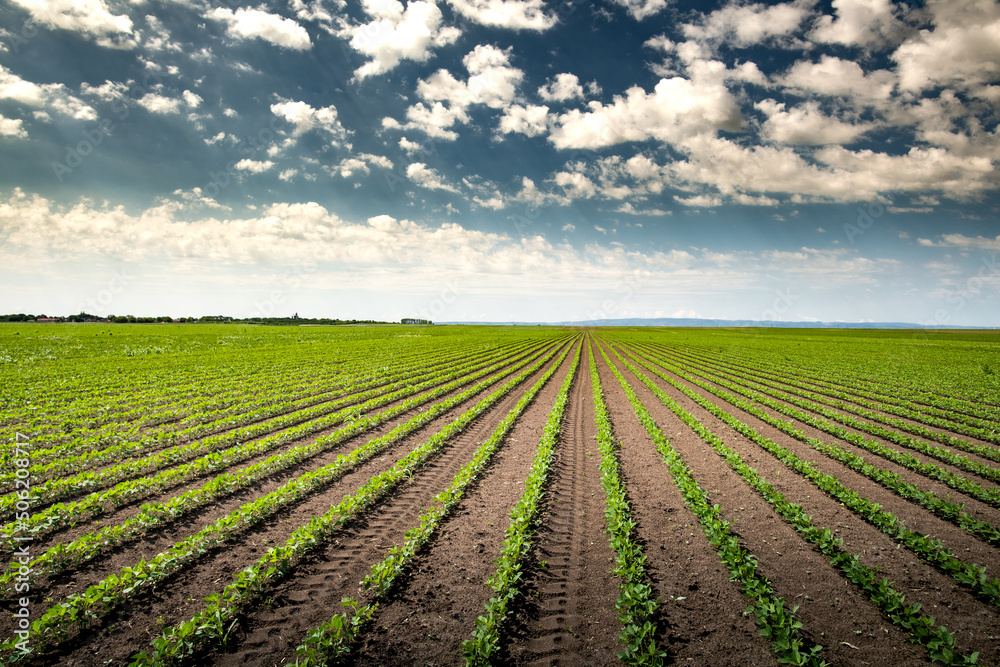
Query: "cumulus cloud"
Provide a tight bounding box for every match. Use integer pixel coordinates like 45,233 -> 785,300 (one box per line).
330,153 -> 393,178
234,159 -> 275,173
0,65 -> 97,120
682,0 -> 813,46
811,0 -> 905,48
271,99 -> 351,147
137,93 -> 182,115
547,75 -> 742,149
206,7 -> 311,50
11,0 -> 135,48
384,44 -> 523,140
917,234 -> 1000,251
781,55 -> 895,103
498,104 -> 550,137
538,73 -> 584,102
407,163 -> 461,193
608,0 -> 669,21
892,0 -> 1000,92
756,100 -> 875,145
0,114 -> 27,138
347,0 -> 460,79
444,0 -> 556,31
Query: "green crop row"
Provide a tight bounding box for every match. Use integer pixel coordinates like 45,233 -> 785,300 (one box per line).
0,341 -> 562,598
667,343 -> 1000,430
589,341 -> 664,665
127,340 -> 570,666
634,342 -> 1000,513
459,345 -> 583,666
662,346 -> 1000,451
290,340 -> 580,666
609,342 -> 980,666
0,341 -> 526,490
634,344 -> 1000,546
0,341 -> 555,547
597,342 -> 824,667
623,344 -> 1000,608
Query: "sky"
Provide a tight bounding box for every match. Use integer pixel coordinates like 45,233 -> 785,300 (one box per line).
0,0 -> 998,325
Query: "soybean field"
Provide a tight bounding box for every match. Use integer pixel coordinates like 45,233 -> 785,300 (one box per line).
1,323 -> 998,666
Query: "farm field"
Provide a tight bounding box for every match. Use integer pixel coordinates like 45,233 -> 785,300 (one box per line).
0,323 -> 998,666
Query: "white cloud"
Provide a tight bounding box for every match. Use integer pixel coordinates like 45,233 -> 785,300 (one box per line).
917,234 -> 1000,251
387,44 -> 523,140
137,93 -> 181,115
234,159 -> 275,173
756,99 -> 875,145
562,223 -> 575,231
498,104 -> 550,137
206,7 -> 311,50
11,0 -> 135,49
347,0 -> 461,79
608,0 -> 669,21
675,194 -> 724,207
331,153 -> 393,178
538,73 -> 584,101
182,90 -> 202,109
811,0 -> 904,47
278,168 -> 299,182
548,75 -> 742,149
271,99 -> 351,147
444,0 -> 556,31
615,202 -> 671,216
0,65 -> 97,120
892,0 -> 1000,92
407,163 -> 460,193
781,56 -> 895,103
0,114 -> 27,139
683,0 -> 813,46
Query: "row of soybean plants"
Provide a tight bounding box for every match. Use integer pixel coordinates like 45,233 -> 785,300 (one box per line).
596,340 -> 824,667
0,336 -> 533,493
623,343 -> 1000,607
0,337 -> 543,540
289,341 -> 581,667
127,338 -> 578,666
669,343 -> 999,434
669,330 -> 1000,414
0,333 -> 499,473
632,343 -> 1000,548
648,344 -> 1000,484
0,338 -> 565,599
663,345 -> 1000,449
462,339 -> 663,665
603,337 -> 983,665
0,337 -> 570,661
639,343 -> 1000,512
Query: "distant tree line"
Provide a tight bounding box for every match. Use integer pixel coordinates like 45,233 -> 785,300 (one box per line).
0,313 -> 395,326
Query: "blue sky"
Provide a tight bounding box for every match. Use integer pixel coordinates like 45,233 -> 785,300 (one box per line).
1,0 -> 998,325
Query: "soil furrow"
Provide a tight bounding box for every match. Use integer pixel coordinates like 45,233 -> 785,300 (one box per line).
592,345 -> 775,665
619,344 -> 1000,665
605,344 -> 930,667
204,350 -> 569,667
504,346 -> 622,667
